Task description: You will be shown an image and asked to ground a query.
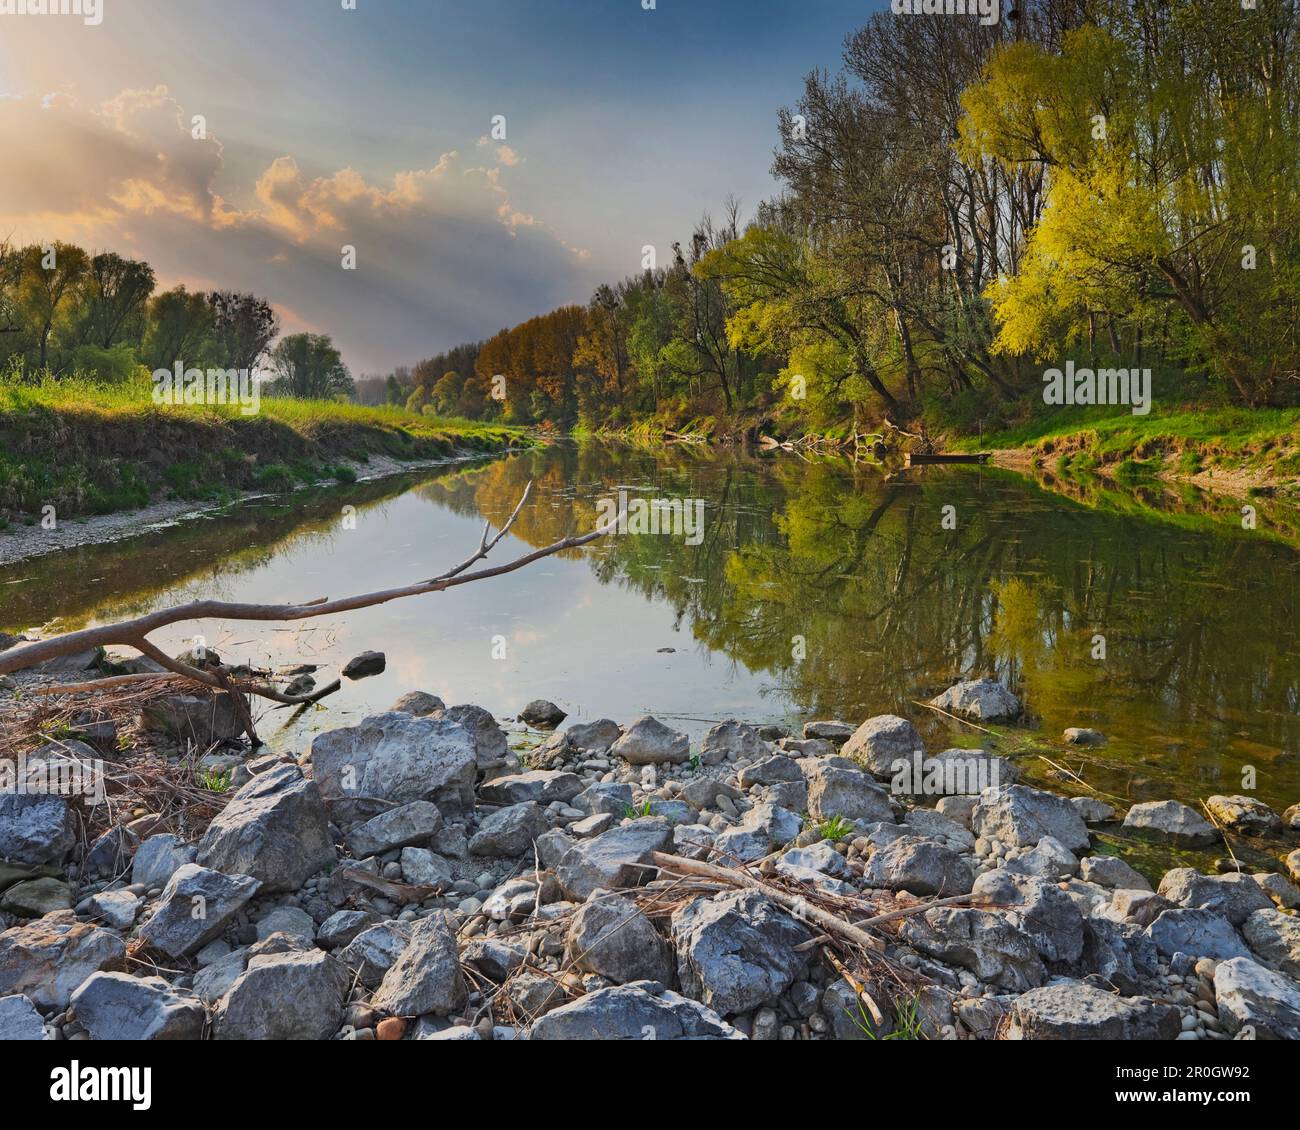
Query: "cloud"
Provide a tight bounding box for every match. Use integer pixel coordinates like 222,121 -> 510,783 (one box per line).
0,87 -> 597,371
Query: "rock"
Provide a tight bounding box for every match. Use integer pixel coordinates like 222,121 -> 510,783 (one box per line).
800,720 -> 852,742
972,870 -> 1085,963
1070,797 -> 1116,824
389,690 -> 444,716
901,907 -> 1046,991
482,878 -> 537,921
214,948 -> 350,1039
131,833 -> 195,890
776,842 -> 848,879
135,864 -> 261,958
520,699 -> 567,728
531,982 -> 742,1040
86,889 -> 141,931
1213,956 -> 1300,1039
463,937 -> 527,982
699,720 -> 767,765
571,813 -> 615,838
1008,981 -> 1179,1040
336,922 -> 412,988
1003,835 -> 1079,880
0,794 -> 75,866
930,678 -> 1020,722
889,748 -> 1016,797
0,920 -> 126,1009
1255,871 -> 1300,910
936,794 -> 978,827
865,835 -> 973,896
479,770 -> 583,806
1156,869 -> 1272,926
1105,889 -> 1172,927
1,877 -> 73,916
556,818 -> 672,900
672,823 -> 716,860
1079,855 -> 1151,890
0,994 -> 46,1040
341,651 -> 386,679
345,801 -> 443,857
138,693 -> 245,744
196,763 -> 335,893
33,647 -> 102,674
610,716 -> 690,765
542,718 -> 622,760
83,826 -> 140,881
400,847 -> 451,886
806,763 -> 893,825
317,910 -> 378,950
1080,917 -> 1161,994
255,906 -> 315,942
566,890 -> 674,985
972,785 -> 1090,854
371,912 -> 466,1017
468,802 -> 549,857
737,755 -> 803,788
713,803 -> 802,862
1241,908 -> 1300,977
671,890 -> 812,1016
70,972 -> 205,1040
1204,795 -> 1281,835
438,704 -> 509,765
1283,803 -> 1300,832
1288,848 -> 1300,884
1122,800 -> 1218,846
841,715 -> 923,777
572,782 -> 634,818
1145,908 -> 1251,960
1063,727 -> 1106,745
309,712 -> 477,808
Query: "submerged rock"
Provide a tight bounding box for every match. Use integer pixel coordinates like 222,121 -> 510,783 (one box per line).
930,678 -> 1020,722
1122,800 -> 1217,846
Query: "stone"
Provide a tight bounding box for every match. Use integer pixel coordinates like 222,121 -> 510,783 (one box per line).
531,982 -> 742,1040
865,835 -> 973,896
1145,908 -> 1251,960
1289,848 -> 1300,884
737,755 -> 803,789
930,678 -> 1020,722
0,994 -> 46,1040
389,690 -> 444,716
543,718 -> 622,759
317,910 -> 379,950
672,823 -> 715,860
1,877 -> 72,916
1255,871 -> 1300,910
255,906 -> 316,942
936,794 -> 978,827
570,813 -> 614,838
70,972 -> 205,1040
479,770 -> 583,806
1063,727 -> 1107,745
1003,835 -> 1079,880
892,748 -> 1016,797
671,890 -> 812,1016
566,890 -> 674,985
309,712 -> 477,808
610,716 -> 690,765
901,907 -> 1046,991
462,937 -> 527,982
1008,981 -> 1179,1040
1080,918 -> 1161,995
86,889 -> 141,931
136,864 -> 261,958
556,818 -> 672,900
803,720 -> 854,742
1070,797 -> 1116,824
131,833 -> 195,889
972,870 -> 1085,963
1204,795 -> 1281,835
138,693 -> 244,744
371,912 -> 466,1017
196,763 -> 335,893
520,699 -> 567,728
82,826 -> 140,881
1105,888 -> 1172,927
400,847 -> 451,886
806,763 -> 893,825
341,651 -> 386,679
972,785 -> 1090,854
713,803 -> 802,862
1156,869 -> 1272,926
0,794 -> 75,866
841,715 -> 923,777
1079,855 -> 1151,890
699,720 -> 766,765
1213,956 -> 1300,1039
438,704 -> 509,765
0,920 -> 126,1009
482,878 -> 537,921
336,922 -> 411,988
1241,908 -> 1300,978
468,802 -> 549,857
345,801 -> 443,857
776,842 -> 848,879
214,948 -> 350,1040
1283,804 -> 1300,832
572,782 -> 634,818
1122,800 -> 1218,846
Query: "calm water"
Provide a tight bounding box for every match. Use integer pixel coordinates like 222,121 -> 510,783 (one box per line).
4,441 -> 1300,822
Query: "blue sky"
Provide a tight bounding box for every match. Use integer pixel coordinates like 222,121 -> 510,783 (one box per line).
0,0 -> 886,371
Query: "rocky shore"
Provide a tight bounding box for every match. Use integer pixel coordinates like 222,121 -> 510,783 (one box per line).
1,671 -> 1299,1042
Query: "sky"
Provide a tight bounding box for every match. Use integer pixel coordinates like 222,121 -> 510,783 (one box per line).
0,0 -> 885,374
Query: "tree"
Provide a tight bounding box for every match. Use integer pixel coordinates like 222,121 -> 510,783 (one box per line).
269,333 -> 354,399
142,287 -> 216,372
208,290 -> 280,371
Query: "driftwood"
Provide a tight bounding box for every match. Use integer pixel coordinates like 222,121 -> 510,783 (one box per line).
1,482 -> 621,742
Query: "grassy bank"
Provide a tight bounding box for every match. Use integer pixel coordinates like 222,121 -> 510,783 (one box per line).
0,375 -> 526,523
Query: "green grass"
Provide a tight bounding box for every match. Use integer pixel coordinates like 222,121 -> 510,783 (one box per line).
816,814 -> 854,842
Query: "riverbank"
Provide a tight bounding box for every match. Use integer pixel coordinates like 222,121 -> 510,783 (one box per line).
0,661 -> 1296,1041
0,376 -> 526,531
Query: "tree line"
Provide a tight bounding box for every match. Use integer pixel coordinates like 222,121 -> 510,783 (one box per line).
395,0 -> 1300,431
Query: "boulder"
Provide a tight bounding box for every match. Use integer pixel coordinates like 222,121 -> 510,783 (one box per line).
138,693 -> 245,744
135,864 -> 261,958
802,720 -> 854,742
0,794 -> 75,866
468,802 -> 549,857
131,833 -> 196,890
864,835 -> 973,896
572,782 -> 634,818
713,802 -> 802,862
1079,855 -> 1151,891
1104,888 -> 1172,928
806,763 -> 893,825
400,847 -> 451,886
555,818 -> 672,900
901,809 -> 976,852
531,982 -> 743,1040
1070,797 -> 1116,824
930,678 -> 1020,722
1003,835 -> 1079,881
671,890 -> 812,1016
479,770 -> 583,806
389,691 -> 444,716
1,877 -> 72,916
214,948 -> 350,1040
0,994 -> 46,1040
254,906 -> 315,942
70,972 -> 205,1040
83,826 -> 140,881
1255,871 -> 1300,911
699,720 -> 767,765
1213,956 -> 1300,1039
901,907 -> 1046,991
519,699 -> 567,728
0,920 -> 126,1009
1204,795 -> 1281,835
317,910 -> 379,950
1241,908 -> 1300,978
972,785 -> 1090,854
1155,869 -> 1272,926
566,890 -> 674,985
890,748 -> 1016,797
1145,908 -> 1251,960
841,715 -> 922,777
610,716 -> 690,765
1122,800 -> 1217,846
336,922 -> 412,988
371,912 -> 466,1018
345,801 -> 443,857
736,755 -> 803,789
1008,981 -> 1179,1040
972,870 -> 1085,963
341,651 -> 386,679
309,712 -> 477,808
196,763 -> 335,893
86,889 -> 141,931
1063,728 -> 1106,745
